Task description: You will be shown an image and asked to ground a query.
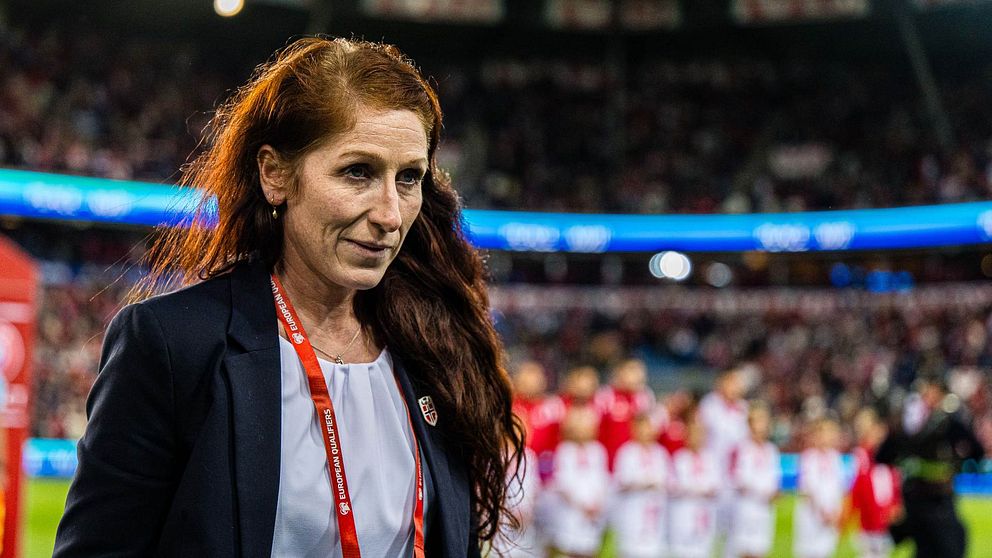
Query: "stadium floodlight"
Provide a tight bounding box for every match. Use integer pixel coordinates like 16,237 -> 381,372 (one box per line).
215,0 -> 245,17
649,251 -> 692,281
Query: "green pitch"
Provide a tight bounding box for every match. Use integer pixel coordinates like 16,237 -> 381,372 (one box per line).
21,478 -> 992,557
25,479 -> 71,558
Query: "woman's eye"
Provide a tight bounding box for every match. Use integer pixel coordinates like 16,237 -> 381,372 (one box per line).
398,169 -> 424,185
344,165 -> 370,179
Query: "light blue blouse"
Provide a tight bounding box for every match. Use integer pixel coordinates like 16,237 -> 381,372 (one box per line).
271,337 -> 432,557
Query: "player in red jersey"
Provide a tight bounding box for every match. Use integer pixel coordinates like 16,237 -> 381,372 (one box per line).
511,360 -> 555,453
532,365 -> 603,546
848,408 -> 901,558
658,390 -> 696,454
527,365 -> 601,477
595,359 -> 656,470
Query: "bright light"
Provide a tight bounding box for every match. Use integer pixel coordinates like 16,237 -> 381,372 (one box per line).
649,251 -> 692,281
214,0 -> 244,17
705,262 -> 733,287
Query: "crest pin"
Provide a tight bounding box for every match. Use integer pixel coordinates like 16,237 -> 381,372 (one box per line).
418,396 -> 438,426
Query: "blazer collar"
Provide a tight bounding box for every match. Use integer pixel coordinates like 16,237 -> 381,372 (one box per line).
228,258 -> 279,353
224,258 -> 282,558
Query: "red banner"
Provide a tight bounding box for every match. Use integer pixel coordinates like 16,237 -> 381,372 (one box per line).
0,236 -> 37,558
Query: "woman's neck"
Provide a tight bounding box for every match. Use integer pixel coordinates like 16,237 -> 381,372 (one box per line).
274,259 -> 364,353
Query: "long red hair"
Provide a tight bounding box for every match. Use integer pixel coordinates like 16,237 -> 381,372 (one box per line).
135,37 -> 524,544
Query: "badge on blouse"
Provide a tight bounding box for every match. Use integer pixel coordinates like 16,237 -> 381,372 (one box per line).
419,396 -> 438,426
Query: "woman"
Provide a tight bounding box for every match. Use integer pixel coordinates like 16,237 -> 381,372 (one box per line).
53,37 -> 523,557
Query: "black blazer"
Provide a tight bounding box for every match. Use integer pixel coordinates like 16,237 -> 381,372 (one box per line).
53,258 -> 480,557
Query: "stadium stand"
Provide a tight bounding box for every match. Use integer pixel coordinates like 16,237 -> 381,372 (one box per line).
3,25 -> 992,214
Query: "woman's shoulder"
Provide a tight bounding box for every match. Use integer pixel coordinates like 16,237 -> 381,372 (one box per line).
108,260 -> 264,356
138,267 -> 238,319
134,258 -> 271,325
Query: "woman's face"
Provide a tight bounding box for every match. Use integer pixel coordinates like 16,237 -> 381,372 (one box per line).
262,105 -> 428,291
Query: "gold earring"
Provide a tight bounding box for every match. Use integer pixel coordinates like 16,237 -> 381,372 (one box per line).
271,205 -> 278,219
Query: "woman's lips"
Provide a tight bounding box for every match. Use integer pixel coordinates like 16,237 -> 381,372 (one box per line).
345,239 -> 392,257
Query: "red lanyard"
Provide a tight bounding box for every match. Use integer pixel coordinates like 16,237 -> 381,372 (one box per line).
271,275 -> 425,558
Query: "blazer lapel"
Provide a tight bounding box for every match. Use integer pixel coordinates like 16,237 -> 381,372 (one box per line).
223,260 -> 282,558
392,356 -> 471,556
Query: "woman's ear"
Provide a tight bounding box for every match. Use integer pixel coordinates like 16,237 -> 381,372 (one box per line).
257,145 -> 289,205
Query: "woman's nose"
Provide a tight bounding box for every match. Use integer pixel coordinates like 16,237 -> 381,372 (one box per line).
368,178 -> 402,232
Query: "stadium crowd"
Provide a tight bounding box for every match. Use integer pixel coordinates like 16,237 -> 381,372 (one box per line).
3,25 -> 992,214
31,260 -> 992,454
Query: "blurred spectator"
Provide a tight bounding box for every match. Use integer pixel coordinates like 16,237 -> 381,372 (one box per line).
879,376 -> 985,558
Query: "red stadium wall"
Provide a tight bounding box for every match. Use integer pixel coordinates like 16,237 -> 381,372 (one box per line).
0,236 -> 37,558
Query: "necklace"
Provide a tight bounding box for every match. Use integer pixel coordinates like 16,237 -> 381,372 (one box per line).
310,325 -> 363,365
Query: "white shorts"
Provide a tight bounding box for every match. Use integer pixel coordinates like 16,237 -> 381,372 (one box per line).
670,499 -> 716,558
552,504 -> 605,555
858,531 -> 893,558
730,498 -> 774,556
532,489 -> 556,547
715,489 -> 736,536
793,502 -> 839,558
613,493 -> 667,558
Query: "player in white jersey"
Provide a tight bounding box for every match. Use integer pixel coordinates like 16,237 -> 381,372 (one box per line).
612,413 -> 671,558
493,446 -> 543,557
670,418 -> 720,558
729,402 -> 781,558
549,406 -> 609,557
794,417 -> 846,558
698,365 -> 750,552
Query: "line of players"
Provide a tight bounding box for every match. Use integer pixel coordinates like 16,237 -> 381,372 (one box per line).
497,360 -> 902,558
